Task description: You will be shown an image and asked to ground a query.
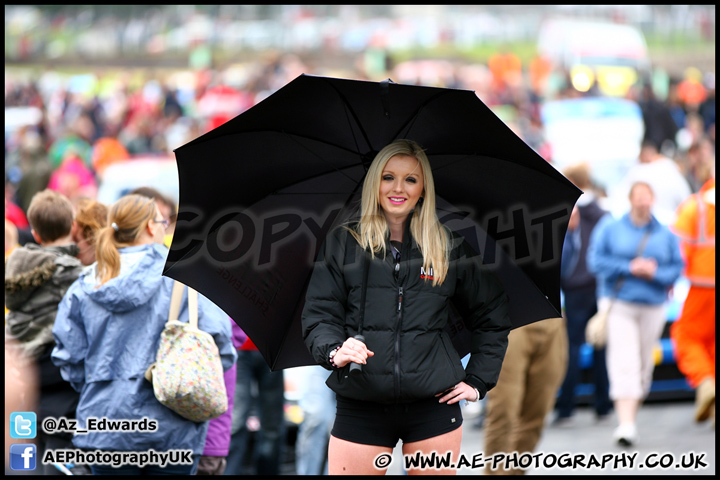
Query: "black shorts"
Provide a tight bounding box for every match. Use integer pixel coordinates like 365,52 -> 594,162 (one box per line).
331,394 -> 463,448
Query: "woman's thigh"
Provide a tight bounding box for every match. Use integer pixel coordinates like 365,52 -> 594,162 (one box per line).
402,426 -> 463,475
328,435 -> 394,475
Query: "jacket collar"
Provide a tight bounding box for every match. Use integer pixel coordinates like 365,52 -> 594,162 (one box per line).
621,212 -> 660,231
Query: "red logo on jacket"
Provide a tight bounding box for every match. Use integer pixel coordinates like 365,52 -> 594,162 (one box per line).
420,267 -> 434,280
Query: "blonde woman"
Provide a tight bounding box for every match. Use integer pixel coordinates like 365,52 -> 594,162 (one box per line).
302,139 -> 511,475
52,194 -> 236,475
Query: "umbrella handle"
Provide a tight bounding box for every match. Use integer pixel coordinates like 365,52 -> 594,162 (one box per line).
347,252 -> 371,378
347,335 -> 366,376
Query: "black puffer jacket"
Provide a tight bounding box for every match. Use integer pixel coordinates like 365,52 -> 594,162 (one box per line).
302,222 -> 511,404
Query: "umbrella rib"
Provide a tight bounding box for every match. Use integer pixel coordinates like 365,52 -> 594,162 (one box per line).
277,130 -> 367,186
250,154 -> 365,198
318,82 -> 457,154
393,90 -> 453,141
320,78 -> 374,162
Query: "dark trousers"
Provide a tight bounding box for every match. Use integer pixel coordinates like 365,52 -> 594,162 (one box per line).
556,287 -> 612,418
224,350 -> 285,476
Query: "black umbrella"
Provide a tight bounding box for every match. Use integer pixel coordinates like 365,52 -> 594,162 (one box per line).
163,74 -> 582,371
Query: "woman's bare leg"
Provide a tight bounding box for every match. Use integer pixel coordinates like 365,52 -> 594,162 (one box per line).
328,435 -> 395,475
402,426 -> 463,475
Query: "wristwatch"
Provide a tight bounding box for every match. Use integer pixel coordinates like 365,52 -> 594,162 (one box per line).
328,345 -> 341,368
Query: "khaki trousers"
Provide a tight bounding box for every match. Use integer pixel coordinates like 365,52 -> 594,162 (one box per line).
606,300 -> 666,400
483,317 -> 568,475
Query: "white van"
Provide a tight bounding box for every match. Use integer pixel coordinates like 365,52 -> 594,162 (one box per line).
537,18 -> 651,97
540,96 -> 644,202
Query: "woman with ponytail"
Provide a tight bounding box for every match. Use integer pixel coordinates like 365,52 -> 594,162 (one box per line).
301,139 -> 512,475
52,194 -> 237,475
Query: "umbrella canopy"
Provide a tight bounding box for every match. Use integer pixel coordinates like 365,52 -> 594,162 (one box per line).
164,74 -> 582,371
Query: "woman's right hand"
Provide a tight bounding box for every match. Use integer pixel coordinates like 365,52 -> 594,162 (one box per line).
332,337 -> 374,368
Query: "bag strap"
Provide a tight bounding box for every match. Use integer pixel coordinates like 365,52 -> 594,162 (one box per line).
167,281 -> 199,329
168,280 -> 185,323
609,227 -> 654,297
188,287 -> 199,329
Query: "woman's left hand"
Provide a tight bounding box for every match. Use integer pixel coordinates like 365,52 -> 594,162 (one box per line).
435,381 -> 479,405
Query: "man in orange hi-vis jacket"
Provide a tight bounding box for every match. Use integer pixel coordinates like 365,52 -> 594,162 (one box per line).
670,176 -> 715,426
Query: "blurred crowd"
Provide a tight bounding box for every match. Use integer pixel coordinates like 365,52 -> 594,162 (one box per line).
5,52 -> 715,224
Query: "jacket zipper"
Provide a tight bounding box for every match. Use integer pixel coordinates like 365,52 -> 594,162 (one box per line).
394,285 -> 403,399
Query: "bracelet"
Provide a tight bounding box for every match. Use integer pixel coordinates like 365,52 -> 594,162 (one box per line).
473,387 -> 480,402
328,345 -> 341,368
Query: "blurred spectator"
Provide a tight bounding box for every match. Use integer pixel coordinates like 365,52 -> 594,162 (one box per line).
71,198 -> 108,266
679,136 -> 715,193
164,115 -> 202,152
224,337 -> 286,476
91,136 -> 130,180
587,181 -> 684,446
684,112 -> 708,147
118,113 -> 157,155
5,338 -> 38,470
666,80 -> 688,130
5,193 -> 34,247
483,317 -> 567,475
47,151 -> 99,207
196,82 -> 252,132
5,196 -> 30,232
670,174 -> 715,427
5,218 -> 20,259
50,193 -> 236,475
5,189 -> 87,475
14,127 -> 53,214
609,139 -> 692,226
162,84 -> 184,119
198,321 -> 247,475
129,186 -> 177,244
677,67 -> 708,113
295,365 -> 336,475
518,111 -> 551,161
528,54 -> 553,99
638,83 -> 679,157
47,117 -> 95,170
553,164 -> 612,427
699,73 -> 715,136
488,49 -> 522,94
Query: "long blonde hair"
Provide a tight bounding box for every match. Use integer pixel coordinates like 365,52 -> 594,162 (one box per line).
350,139 -> 450,285
95,194 -> 158,285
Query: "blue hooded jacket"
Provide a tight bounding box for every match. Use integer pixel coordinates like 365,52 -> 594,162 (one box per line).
52,243 -> 237,454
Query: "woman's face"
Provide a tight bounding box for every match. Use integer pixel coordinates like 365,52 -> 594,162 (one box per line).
378,154 -> 424,222
71,223 -> 95,266
150,208 -> 167,245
